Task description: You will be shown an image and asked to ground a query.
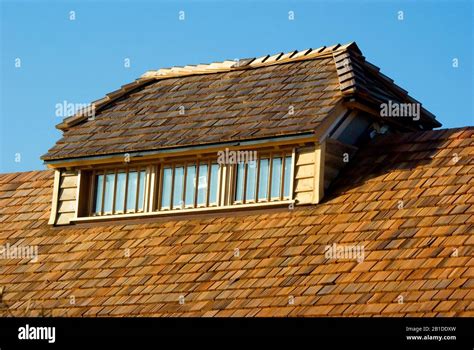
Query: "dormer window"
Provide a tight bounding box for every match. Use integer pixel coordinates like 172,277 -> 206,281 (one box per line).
43,43 -> 441,226
47,134 -> 368,226
62,147 -> 296,222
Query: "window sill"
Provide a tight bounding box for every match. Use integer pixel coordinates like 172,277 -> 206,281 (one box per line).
71,200 -> 295,224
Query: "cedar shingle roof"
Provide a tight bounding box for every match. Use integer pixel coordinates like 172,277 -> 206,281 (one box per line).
41,42 -> 441,162
2,127 -> 473,316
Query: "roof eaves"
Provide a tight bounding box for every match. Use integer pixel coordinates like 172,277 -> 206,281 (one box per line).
42,132 -> 317,166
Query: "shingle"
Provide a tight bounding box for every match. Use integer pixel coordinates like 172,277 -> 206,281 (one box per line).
42,43 -> 440,162
1,127 -> 473,317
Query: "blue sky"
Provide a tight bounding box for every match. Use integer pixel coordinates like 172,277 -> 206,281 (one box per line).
1,0 -> 473,173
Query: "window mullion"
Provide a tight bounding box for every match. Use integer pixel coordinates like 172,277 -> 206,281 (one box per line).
228,165 -> 234,206
100,170 -> 106,215
194,161 -> 199,208
267,153 -> 273,202
255,155 -> 260,203
112,170 -> 118,214
149,166 -> 155,211
280,155 -> 285,201
180,164 -> 185,208
289,148 -> 296,199
242,162 -> 248,204
89,170 -> 95,215
143,167 -> 148,212
183,162 -> 188,209
153,164 -> 159,211
157,165 -> 164,211
206,160 -> 211,207
135,168 -> 141,212
123,169 -> 129,213
218,164 -> 224,207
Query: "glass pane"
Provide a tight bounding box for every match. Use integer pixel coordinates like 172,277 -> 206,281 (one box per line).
94,174 -> 104,214
209,163 -> 219,205
103,173 -> 115,213
258,158 -> 269,201
235,163 -> 244,202
126,171 -> 138,212
271,157 -> 282,199
185,164 -> 196,207
115,172 -> 126,212
246,162 -> 256,202
161,168 -> 172,208
283,155 -> 292,198
197,164 -> 208,206
173,167 -> 184,209
137,170 -> 146,211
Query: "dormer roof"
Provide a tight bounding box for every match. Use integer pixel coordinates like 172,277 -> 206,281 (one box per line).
41,42 -> 441,163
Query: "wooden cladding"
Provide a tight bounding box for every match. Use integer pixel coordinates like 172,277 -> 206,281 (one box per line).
48,169 -> 79,225
294,146 -> 318,204
293,139 -> 358,205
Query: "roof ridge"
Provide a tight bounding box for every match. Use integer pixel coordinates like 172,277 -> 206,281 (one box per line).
141,42 -> 357,79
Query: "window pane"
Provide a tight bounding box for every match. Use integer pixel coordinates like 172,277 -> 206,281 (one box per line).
246,162 -> 256,202
103,173 -> 115,213
137,170 -> 146,211
126,171 -> 138,212
94,174 -> 104,214
115,172 -> 126,212
235,163 -> 244,202
209,163 -> 219,205
283,155 -> 292,198
161,168 -> 172,208
197,164 -> 208,206
271,157 -> 282,199
185,164 -> 196,207
258,158 -> 269,201
173,167 -> 184,209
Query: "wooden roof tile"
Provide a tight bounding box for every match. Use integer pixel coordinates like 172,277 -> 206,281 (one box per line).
43,43 -> 440,161
1,128 -> 473,316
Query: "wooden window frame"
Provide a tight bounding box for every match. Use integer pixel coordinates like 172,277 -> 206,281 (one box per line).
256,155 -> 269,203
232,150 -> 295,205
89,166 -> 151,216
156,157 -> 223,212
80,147 -> 295,218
